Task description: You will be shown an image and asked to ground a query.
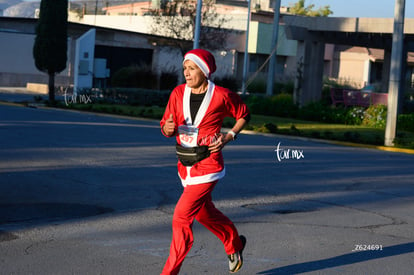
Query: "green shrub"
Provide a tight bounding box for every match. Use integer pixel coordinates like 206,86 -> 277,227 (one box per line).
280,81 -> 294,94
101,88 -> 170,107
214,76 -> 240,92
323,131 -> 334,139
290,124 -> 300,134
243,94 -> 263,114
311,131 -> 321,138
264,123 -> 278,133
403,93 -> 414,113
111,67 -> 131,87
245,78 -> 294,95
270,93 -> 298,117
244,95 -> 270,115
160,71 -> 178,90
394,132 -> 414,148
398,113 -> 414,132
344,107 -> 365,125
247,78 -> 267,94
112,64 -> 158,89
343,131 -> 362,143
298,102 -> 344,123
362,104 -> 387,128
321,85 -> 332,105
254,123 -> 278,133
244,93 -> 297,118
272,82 -> 285,94
373,134 -> 384,145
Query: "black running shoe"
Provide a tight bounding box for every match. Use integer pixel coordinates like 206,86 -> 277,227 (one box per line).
228,235 -> 246,273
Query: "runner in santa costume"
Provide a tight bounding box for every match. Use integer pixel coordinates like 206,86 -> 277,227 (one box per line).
160,49 -> 250,274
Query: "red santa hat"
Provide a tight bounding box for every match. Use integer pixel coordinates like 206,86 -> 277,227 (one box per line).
183,49 -> 217,78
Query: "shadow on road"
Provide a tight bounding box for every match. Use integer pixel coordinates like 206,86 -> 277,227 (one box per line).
258,242 -> 414,274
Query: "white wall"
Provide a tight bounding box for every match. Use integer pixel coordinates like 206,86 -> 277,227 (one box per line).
0,31 -> 71,76
0,31 -> 71,86
1,32 -> 37,74
74,29 -> 96,91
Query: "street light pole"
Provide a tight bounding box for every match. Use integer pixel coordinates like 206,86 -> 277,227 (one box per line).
241,0 -> 251,94
385,0 -> 406,146
266,0 -> 281,96
94,0 -> 98,25
193,0 -> 202,49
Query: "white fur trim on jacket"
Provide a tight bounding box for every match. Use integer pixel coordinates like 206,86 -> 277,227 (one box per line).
179,167 -> 226,187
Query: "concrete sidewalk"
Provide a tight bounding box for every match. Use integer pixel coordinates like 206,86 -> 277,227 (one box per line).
0,87 -> 46,103
0,86 -> 66,104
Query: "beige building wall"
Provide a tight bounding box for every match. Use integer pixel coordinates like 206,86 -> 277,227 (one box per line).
335,51 -> 369,88
103,2 -> 152,16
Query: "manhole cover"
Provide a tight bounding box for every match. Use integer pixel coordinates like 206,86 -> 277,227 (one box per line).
0,203 -> 113,226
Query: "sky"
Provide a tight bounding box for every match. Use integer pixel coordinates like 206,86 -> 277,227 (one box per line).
21,0 -> 414,19
280,0 -> 414,18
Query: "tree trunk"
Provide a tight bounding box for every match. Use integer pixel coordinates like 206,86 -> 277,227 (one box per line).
48,72 -> 55,103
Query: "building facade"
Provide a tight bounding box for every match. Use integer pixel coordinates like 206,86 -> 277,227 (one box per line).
2,2 -> 414,104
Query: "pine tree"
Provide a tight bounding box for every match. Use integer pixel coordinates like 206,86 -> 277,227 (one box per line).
33,0 -> 68,102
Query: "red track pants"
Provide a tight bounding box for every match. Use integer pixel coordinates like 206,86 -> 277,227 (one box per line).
161,181 -> 243,275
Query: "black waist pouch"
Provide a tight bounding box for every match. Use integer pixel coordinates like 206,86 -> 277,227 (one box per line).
176,144 -> 210,166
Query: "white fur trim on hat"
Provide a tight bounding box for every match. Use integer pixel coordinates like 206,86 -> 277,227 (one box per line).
183,53 -> 210,77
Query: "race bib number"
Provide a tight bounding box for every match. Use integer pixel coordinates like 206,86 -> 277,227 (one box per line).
178,125 -> 199,147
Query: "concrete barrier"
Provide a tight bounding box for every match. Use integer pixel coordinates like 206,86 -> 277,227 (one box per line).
26,83 -> 48,94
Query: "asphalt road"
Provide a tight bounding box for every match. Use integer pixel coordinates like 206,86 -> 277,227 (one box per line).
1,103 -> 414,275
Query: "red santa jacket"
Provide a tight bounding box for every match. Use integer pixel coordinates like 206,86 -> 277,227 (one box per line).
160,80 -> 250,186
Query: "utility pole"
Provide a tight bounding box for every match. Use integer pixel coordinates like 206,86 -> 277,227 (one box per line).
241,0 -> 252,94
193,0 -> 202,49
266,0 -> 281,96
385,0 -> 406,146
94,0 -> 98,25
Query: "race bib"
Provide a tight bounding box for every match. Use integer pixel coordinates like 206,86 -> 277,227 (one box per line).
178,125 -> 199,147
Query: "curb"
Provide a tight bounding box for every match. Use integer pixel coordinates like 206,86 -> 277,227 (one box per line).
238,130 -> 414,155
